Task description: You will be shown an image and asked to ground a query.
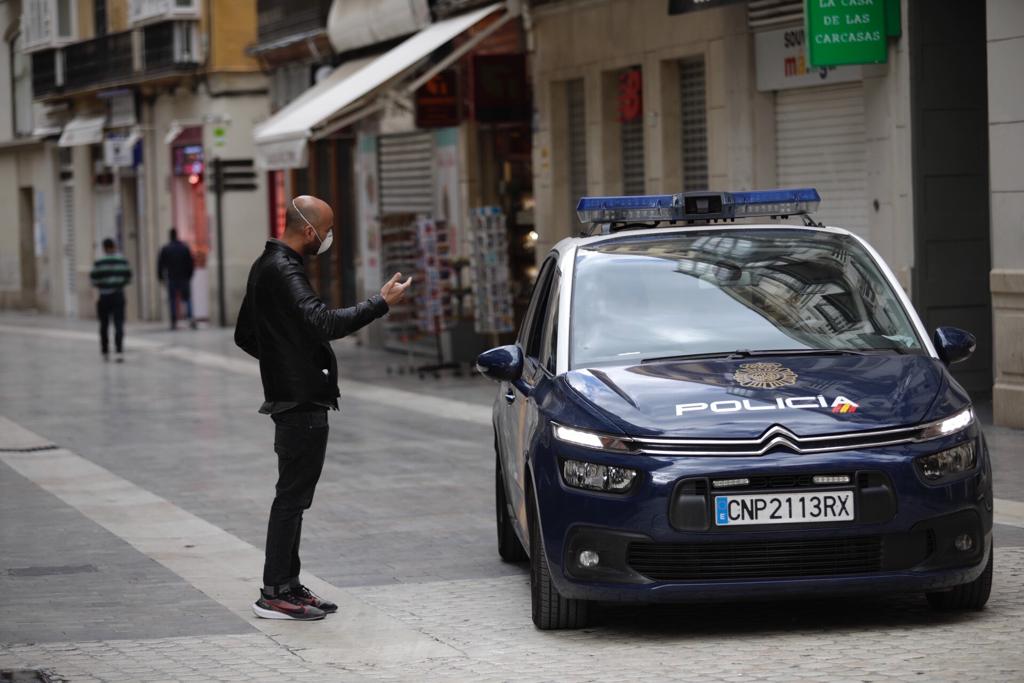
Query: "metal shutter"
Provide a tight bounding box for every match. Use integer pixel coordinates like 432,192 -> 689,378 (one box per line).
748,0 -> 803,30
567,78 -> 587,224
621,114 -> 644,195
679,56 -> 708,192
61,182 -> 77,317
775,82 -> 868,235
379,132 -> 434,215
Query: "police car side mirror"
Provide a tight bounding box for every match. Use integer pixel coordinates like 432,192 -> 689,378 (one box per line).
476,345 -> 524,382
933,327 -> 976,365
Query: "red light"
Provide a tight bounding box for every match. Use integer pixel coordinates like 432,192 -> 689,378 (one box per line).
188,173 -> 201,185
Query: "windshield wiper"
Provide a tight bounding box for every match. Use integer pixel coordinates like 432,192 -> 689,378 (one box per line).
641,348 -> 869,364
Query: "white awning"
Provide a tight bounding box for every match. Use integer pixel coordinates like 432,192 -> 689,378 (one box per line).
254,3 -> 505,170
327,0 -> 430,54
58,115 -> 106,147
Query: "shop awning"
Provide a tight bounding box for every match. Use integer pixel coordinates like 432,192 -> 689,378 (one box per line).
254,3 -> 507,170
58,115 -> 106,147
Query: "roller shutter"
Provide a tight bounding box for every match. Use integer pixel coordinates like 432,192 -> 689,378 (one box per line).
775,82 -> 868,235
378,132 -> 434,215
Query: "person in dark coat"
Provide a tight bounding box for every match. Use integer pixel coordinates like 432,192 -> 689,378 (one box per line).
157,228 -> 196,329
234,194 -> 411,621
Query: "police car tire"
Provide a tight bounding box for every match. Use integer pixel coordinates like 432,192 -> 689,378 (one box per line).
529,490 -> 590,630
496,453 -> 527,562
926,548 -> 993,611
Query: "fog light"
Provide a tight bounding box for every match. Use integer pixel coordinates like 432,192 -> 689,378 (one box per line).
578,550 -> 600,568
955,534 -> 974,552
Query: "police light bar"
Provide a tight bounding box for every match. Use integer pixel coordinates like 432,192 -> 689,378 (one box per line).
576,188 -> 821,224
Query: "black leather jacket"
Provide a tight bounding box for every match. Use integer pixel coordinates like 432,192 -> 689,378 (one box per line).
234,240 -> 389,405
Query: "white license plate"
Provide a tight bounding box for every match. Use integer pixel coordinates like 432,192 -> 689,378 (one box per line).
714,490 -> 855,526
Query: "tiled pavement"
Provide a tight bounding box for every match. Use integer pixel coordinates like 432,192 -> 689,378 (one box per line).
1,313 -> 1023,681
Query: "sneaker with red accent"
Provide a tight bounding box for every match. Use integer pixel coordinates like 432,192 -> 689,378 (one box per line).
292,584 -> 338,614
252,589 -> 325,621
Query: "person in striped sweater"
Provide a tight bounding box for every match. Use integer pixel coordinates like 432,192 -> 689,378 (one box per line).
90,238 -> 133,362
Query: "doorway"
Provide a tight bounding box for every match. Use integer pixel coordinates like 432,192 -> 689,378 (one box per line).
910,0 -> 992,396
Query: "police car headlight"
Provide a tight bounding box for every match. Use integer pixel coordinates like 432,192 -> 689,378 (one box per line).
916,407 -> 974,441
915,441 -> 977,482
552,424 -> 634,452
562,459 -> 637,493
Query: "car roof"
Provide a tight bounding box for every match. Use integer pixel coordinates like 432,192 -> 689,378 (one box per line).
552,222 -> 854,255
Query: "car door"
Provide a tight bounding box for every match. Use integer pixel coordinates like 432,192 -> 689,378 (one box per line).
509,259 -> 559,533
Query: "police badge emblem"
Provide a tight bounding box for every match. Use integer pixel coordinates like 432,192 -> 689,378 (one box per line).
733,362 -> 798,389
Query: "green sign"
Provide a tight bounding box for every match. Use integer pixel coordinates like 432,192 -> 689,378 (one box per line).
806,0 -> 887,67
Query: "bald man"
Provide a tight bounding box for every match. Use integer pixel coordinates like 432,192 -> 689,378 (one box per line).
235,195 -> 411,621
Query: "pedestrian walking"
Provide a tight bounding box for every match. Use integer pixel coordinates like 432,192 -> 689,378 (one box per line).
157,228 -> 196,330
89,238 -> 132,363
234,194 -> 412,621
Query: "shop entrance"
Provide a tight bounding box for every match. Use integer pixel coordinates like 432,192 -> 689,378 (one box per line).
909,0 -> 991,396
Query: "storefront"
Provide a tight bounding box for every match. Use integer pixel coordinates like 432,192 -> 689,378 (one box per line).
254,3 -> 534,360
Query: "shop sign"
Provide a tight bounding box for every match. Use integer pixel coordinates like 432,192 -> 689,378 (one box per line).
473,55 -> 529,123
618,67 -> 642,123
415,70 -> 460,129
667,0 -> 745,14
806,0 -> 887,67
756,27 -> 862,91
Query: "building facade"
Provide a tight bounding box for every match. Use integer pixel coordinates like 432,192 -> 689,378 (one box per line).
0,0 -> 268,325
528,0 -> 1023,424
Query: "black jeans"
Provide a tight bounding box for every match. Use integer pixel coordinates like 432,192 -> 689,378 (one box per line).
263,408 -> 328,591
97,291 -> 125,355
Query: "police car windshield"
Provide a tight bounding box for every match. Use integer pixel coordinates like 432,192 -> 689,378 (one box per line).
571,229 -> 924,369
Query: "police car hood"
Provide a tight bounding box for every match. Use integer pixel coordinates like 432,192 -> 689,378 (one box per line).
563,354 -> 951,439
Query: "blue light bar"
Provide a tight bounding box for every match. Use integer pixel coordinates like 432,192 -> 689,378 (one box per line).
575,194 -> 680,223
576,188 -> 820,224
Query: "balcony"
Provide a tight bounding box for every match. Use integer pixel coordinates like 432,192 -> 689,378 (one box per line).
143,21 -> 201,74
63,31 -> 135,92
256,0 -> 331,49
130,0 -> 202,27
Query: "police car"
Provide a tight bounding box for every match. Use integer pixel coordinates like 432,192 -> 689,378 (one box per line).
478,188 -> 993,630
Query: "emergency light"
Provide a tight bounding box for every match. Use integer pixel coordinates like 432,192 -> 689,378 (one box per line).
576,188 -> 821,225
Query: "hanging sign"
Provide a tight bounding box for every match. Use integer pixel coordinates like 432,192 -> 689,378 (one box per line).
806,0 -> 887,67
415,70 -> 460,128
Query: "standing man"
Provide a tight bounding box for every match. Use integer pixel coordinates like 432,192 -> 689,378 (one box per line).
90,238 -> 132,363
157,228 -> 196,330
234,195 -> 411,621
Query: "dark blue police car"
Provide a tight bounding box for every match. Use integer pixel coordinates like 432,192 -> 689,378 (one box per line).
478,189 -> 993,629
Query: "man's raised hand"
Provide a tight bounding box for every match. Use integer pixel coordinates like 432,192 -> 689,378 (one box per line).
380,272 -> 413,307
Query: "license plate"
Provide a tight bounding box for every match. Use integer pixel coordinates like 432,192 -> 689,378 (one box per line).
714,490 -> 855,526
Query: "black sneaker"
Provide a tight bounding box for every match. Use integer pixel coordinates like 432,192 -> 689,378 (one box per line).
252,589 -> 326,621
292,584 -> 338,614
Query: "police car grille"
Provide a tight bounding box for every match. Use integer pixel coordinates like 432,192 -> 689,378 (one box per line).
633,424 -> 922,456
627,536 -> 882,580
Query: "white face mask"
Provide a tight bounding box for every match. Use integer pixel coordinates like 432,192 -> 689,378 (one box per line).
292,198 -> 333,255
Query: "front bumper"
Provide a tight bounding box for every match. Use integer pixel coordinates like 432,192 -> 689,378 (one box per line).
533,432 -> 994,603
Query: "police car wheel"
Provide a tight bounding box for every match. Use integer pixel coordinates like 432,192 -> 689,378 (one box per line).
496,452 -> 527,562
926,547 -> 993,611
529,489 -> 589,630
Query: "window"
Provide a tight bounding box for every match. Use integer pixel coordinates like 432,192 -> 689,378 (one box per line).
11,34 -> 34,136
94,0 -> 108,36
540,270 -> 560,374
55,0 -> 74,40
570,230 -> 924,369
518,257 -> 556,358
